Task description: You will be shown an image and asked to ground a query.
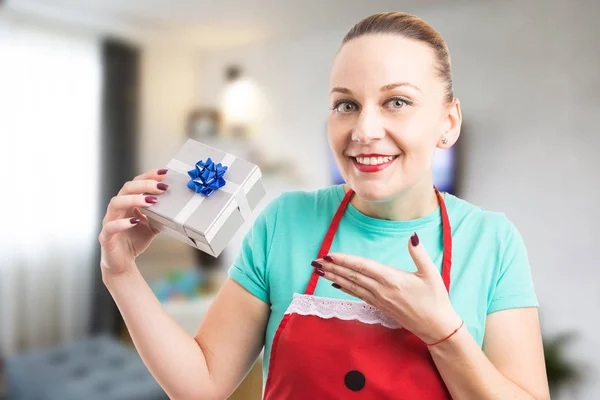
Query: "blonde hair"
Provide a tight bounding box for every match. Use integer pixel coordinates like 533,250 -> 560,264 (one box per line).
342,12 -> 454,103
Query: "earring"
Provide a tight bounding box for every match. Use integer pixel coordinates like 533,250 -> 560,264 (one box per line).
441,136 -> 448,145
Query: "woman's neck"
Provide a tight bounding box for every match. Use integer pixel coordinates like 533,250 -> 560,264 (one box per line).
344,179 -> 440,222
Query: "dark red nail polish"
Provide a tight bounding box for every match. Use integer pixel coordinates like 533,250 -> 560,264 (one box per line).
332,283 -> 341,289
311,260 -> 323,269
145,196 -> 158,204
323,255 -> 334,262
157,169 -> 168,175
315,269 -> 325,277
157,183 -> 169,190
410,232 -> 419,247
130,217 -> 140,224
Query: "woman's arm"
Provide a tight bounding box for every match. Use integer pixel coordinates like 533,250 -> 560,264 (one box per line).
428,307 -> 550,400
104,270 -> 269,400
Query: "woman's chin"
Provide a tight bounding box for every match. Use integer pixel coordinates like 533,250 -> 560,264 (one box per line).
348,181 -> 398,202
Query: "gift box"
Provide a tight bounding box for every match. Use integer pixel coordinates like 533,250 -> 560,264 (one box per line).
141,139 -> 265,257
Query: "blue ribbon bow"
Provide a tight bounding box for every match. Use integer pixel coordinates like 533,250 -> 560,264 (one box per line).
186,158 -> 228,196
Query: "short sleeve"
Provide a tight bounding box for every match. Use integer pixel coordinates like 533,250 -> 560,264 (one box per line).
487,220 -> 539,315
227,196 -> 280,304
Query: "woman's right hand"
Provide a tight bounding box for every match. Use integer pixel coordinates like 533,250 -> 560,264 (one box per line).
98,168 -> 169,276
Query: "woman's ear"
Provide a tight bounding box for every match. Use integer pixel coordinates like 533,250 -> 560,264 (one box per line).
438,98 -> 462,149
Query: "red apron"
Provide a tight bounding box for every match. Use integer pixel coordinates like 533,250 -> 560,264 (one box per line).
263,187 -> 453,400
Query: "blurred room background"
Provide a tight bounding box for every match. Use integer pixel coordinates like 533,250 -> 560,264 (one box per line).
1,0 -> 598,398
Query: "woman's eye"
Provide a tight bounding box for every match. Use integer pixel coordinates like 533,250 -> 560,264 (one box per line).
334,102 -> 357,113
385,97 -> 408,109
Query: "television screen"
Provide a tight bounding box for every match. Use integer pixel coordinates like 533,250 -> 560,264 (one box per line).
431,147 -> 456,194
328,146 -> 457,195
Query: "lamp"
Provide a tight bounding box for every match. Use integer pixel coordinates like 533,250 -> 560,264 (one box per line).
219,65 -> 261,139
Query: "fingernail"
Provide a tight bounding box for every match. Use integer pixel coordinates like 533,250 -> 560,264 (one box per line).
157,183 -> 169,190
332,283 -> 341,289
145,196 -> 158,204
130,217 -> 140,224
323,255 -> 334,262
410,232 -> 420,247
157,169 -> 168,175
311,260 -> 323,269
315,269 -> 325,277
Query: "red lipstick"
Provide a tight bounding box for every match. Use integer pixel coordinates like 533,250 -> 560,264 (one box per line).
351,154 -> 398,173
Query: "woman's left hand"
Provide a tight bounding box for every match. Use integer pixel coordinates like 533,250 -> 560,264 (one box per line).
313,233 -> 462,344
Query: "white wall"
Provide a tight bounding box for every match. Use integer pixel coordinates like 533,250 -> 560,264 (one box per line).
194,0 -> 600,398
139,44 -> 200,173
196,35 -> 335,187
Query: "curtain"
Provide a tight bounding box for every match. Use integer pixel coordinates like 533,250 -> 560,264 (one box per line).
89,38 -> 140,335
0,17 -> 102,358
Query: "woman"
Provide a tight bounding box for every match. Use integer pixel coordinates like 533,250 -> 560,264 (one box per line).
99,12 -> 550,400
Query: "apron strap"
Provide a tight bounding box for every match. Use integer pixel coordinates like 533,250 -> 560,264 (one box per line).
435,187 -> 452,293
305,188 -> 354,296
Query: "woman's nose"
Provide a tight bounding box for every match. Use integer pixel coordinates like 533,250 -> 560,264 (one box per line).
351,107 -> 385,144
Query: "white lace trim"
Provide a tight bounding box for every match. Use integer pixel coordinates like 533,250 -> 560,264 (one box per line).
284,293 -> 401,329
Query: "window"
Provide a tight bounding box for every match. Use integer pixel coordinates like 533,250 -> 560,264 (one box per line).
0,17 -> 101,356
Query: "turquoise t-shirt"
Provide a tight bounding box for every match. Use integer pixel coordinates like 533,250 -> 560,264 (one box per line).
228,185 -> 538,384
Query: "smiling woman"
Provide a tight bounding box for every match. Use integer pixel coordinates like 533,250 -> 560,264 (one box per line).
98,11 -> 550,400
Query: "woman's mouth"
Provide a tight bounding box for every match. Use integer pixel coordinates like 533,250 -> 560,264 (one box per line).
350,154 -> 399,173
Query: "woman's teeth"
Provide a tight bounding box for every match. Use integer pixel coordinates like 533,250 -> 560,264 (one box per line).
355,156 -> 396,165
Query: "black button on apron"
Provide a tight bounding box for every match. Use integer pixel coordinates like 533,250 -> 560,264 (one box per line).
344,370 -> 366,391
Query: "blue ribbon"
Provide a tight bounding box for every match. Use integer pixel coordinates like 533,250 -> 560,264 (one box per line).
186,158 -> 228,196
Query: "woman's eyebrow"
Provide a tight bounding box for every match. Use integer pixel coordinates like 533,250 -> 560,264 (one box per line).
380,82 -> 422,93
330,82 -> 422,95
330,87 -> 353,95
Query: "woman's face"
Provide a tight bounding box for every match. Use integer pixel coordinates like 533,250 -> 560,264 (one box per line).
327,34 -> 459,201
